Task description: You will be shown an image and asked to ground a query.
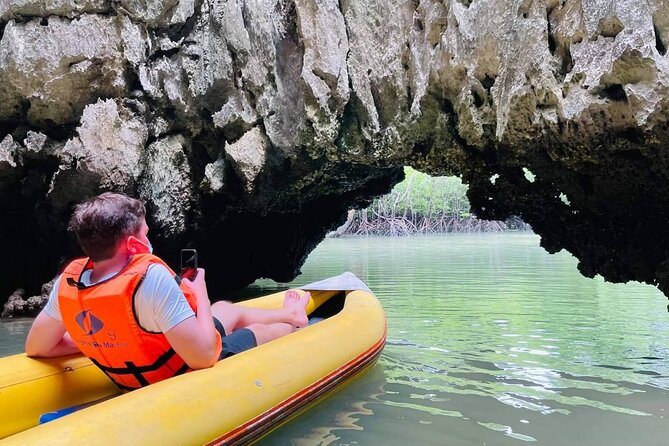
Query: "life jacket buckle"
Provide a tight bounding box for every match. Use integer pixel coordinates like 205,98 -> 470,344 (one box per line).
66,277 -> 86,290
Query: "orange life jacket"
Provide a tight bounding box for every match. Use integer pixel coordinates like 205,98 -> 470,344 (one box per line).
58,253 -> 221,391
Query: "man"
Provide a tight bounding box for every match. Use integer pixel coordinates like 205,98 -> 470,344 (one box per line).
26,192 -> 310,391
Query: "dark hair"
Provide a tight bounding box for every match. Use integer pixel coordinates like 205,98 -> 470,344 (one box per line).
68,192 -> 146,261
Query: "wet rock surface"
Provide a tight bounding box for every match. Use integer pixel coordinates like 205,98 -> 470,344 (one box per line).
2,0 -> 669,310
1,279 -> 54,318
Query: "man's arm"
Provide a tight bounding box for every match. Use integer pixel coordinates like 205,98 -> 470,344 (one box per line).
25,310 -> 80,357
163,268 -> 220,369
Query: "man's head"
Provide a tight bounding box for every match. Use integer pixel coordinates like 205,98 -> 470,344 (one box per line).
68,192 -> 150,261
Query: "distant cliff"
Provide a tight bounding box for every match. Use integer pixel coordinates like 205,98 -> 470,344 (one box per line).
1,0 -> 669,305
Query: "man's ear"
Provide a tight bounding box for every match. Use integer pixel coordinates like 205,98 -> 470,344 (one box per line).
126,236 -> 139,254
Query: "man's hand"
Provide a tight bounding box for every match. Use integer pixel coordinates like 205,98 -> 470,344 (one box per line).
167,267 -> 220,369
182,268 -> 209,305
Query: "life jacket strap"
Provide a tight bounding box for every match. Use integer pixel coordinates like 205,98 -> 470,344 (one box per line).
123,361 -> 150,387
88,348 -> 189,390
90,348 -> 177,374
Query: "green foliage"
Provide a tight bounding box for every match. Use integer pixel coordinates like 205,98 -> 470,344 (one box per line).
344,167 -> 526,235
366,167 -> 471,218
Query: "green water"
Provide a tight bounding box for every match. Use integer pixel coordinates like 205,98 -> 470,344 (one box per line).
2,233 -> 669,445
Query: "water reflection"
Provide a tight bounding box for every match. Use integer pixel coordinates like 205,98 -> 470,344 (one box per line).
0,318 -> 32,356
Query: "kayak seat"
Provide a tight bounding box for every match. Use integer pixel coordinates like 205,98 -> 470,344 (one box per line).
39,404 -> 87,424
39,396 -> 112,424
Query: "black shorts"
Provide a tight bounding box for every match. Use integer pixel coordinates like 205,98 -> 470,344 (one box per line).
213,317 -> 257,360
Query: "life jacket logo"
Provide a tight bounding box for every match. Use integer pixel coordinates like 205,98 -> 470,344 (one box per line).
75,310 -> 104,335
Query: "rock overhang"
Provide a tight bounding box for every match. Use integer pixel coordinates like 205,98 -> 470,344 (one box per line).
1,0 -> 669,303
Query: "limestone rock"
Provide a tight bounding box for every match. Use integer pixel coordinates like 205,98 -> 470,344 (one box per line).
213,93 -> 259,141
0,0 -> 110,21
0,135 -> 20,193
138,134 -> 194,237
0,15 -> 129,126
295,0 -> 350,150
117,0 -> 195,27
1,278 -> 53,318
201,157 -> 226,195
139,55 -> 193,117
47,99 -> 148,212
0,135 -> 18,170
225,127 -> 268,193
2,289 -> 28,318
2,0 -> 669,300
23,131 -> 49,154
120,15 -> 149,67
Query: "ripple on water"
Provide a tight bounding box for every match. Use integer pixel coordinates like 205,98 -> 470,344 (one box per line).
259,235 -> 669,445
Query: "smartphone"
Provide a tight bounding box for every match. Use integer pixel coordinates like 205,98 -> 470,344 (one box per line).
180,249 -> 198,281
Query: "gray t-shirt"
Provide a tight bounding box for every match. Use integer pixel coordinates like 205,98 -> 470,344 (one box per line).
44,264 -> 195,333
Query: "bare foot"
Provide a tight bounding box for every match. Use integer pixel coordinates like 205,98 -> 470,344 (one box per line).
283,289 -> 310,328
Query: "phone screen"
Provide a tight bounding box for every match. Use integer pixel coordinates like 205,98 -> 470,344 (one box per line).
180,249 -> 198,281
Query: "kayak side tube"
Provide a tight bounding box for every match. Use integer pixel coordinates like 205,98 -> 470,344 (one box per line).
2,289 -> 386,445
0,352 -> 120,439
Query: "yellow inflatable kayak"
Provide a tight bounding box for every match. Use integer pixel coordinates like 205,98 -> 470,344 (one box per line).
0,273 -> 386,445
